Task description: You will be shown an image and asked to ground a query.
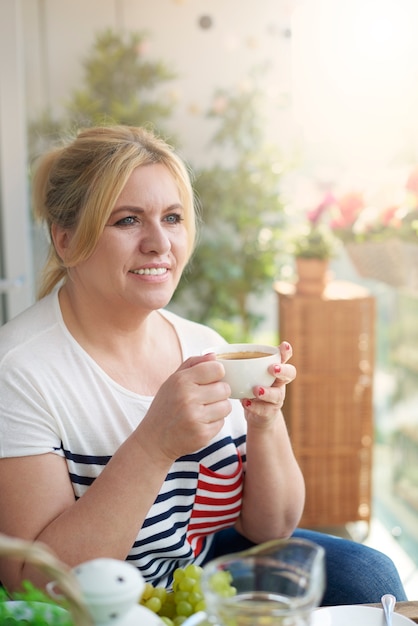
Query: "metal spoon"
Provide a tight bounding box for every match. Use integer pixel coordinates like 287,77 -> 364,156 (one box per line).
382,593 -> 396,626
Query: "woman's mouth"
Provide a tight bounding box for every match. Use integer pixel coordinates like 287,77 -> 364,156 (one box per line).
130,267 -> 168,276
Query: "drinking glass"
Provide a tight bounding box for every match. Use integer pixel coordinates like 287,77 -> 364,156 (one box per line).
201,537 -> 325,625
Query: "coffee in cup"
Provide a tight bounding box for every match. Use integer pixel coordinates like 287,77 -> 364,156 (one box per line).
215,350 -> 270,360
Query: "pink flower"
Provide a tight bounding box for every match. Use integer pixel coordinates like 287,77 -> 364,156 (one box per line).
331,192 -> 365,229
381,205 -> 399,227
307,192 -> 336,225
406,167 -> 418,195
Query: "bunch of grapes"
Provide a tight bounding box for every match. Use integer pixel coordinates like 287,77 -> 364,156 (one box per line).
139,563 -> 235,626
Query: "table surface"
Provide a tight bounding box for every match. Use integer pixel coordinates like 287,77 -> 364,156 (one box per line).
367,601 -> 418,623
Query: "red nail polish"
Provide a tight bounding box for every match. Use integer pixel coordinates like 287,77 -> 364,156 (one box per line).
243,399 -> 252,408
274,364 -> 282,374
284,342 -> 291,350
258,387 -> 265,396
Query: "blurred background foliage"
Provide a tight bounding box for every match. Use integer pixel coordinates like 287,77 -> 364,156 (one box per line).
171,74 -> 287,341
28,29 -> 178,160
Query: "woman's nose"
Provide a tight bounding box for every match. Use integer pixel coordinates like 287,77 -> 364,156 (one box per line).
139,223 -> 171,255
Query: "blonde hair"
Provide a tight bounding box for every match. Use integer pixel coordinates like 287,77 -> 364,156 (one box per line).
32,125 -> 197,299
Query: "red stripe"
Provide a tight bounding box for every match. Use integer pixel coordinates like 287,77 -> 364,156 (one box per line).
198,462 -> 242,479
189,504 -> 242,521
195,494 -> 242,507
189,517 -> 241,528
197,477 -> 242,492
186,456 -> 244,557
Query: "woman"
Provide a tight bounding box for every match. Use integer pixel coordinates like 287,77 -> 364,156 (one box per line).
0,126 -> 406,604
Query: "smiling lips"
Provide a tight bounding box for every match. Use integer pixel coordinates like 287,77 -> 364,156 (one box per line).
130,267 -> 168,276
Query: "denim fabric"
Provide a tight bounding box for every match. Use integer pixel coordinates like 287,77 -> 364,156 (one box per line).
204,527 -> 408,606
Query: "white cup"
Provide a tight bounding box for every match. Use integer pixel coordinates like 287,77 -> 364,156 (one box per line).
203,343 -> 280,399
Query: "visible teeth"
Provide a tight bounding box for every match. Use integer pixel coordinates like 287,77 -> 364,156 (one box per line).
132,267 -> 167,275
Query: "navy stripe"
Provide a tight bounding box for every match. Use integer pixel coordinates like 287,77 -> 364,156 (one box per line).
133,528 -> 186,553
209,454 -> 242,473
234,434 -> 246,447
64,449 -> 111,465
154,487 -> 196,504
177,436 -> 243,463
142,503 -> 194,529
165,470 -> 199,481
69,473 -> 96,486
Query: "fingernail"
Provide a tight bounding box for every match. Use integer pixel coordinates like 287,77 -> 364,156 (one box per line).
258,387 -> 265,396
243,399 -> 252,408
284,342 -> 291,350
274,364 -> 282,374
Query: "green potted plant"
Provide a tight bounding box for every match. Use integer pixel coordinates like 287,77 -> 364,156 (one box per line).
289,214 -> 339,296
28,28 -> 178,161
291,222 -> 338,261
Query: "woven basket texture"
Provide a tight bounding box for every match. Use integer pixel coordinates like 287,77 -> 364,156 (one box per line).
0,533 -> 93,625
346,239 -> 418,290
277,285 -> 375,528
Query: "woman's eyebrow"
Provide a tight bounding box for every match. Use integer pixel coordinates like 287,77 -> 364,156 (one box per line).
111,206 -> 145,215
112,203 -> 183,215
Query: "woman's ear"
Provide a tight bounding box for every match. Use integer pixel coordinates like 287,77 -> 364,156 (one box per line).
51,223 -> 72,263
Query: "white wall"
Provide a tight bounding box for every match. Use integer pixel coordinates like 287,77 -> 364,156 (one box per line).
0,0 -> 33,321
21,0 -> 295,166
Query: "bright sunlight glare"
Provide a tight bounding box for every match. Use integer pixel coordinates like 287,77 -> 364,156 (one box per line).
291,0 -> 418,169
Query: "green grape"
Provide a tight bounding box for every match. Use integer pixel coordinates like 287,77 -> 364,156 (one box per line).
174,590 -> 190,603
184,564 -> 203,578
145,596 -> 162,613
139,562 -> 236,622
153,586 -> 168,603
188,590 -> 204,607
173,568 -> 185,585
176,600 -> 193,617
194,599 -> 206,613
178,576 -> 195,592
209,570 -> 234,593
160,600 -> 176,619
142,582 -> 155,601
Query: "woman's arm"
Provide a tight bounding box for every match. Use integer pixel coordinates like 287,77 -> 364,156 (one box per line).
234,342 -> 305,542
0,354 -> 231,590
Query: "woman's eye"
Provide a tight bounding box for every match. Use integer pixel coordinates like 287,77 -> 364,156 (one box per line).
165,213 -> 184,225
115,216 -> 138,226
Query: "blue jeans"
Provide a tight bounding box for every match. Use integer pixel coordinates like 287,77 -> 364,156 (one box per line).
203,527 -> 408,606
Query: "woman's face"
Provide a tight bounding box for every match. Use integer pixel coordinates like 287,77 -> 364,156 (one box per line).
66,163 -> 190,314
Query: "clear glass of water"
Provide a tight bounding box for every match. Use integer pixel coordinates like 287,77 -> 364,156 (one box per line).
201,537 -> 326,626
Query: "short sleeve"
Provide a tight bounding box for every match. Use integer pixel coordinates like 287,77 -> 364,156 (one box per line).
0,353 -> 64,458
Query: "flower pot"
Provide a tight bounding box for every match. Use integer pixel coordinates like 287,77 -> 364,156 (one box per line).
295,258 -> 329,296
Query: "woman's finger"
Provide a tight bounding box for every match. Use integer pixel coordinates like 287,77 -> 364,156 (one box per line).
279,341 -> 293,364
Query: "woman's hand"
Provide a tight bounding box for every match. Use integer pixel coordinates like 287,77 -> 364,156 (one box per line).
240,341 -> 296,425
137,353 -> 232,463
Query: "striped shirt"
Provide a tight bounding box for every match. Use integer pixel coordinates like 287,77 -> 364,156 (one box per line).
0,290 -> 248,587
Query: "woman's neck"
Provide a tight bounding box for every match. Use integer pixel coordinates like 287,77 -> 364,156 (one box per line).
57,285 -> 182,395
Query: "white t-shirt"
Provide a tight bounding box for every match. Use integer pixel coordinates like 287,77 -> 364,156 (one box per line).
0,289 -> 247,587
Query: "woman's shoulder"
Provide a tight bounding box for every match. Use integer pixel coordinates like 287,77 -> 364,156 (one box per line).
0,290 -> 59,360
160,308 -> 227,355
